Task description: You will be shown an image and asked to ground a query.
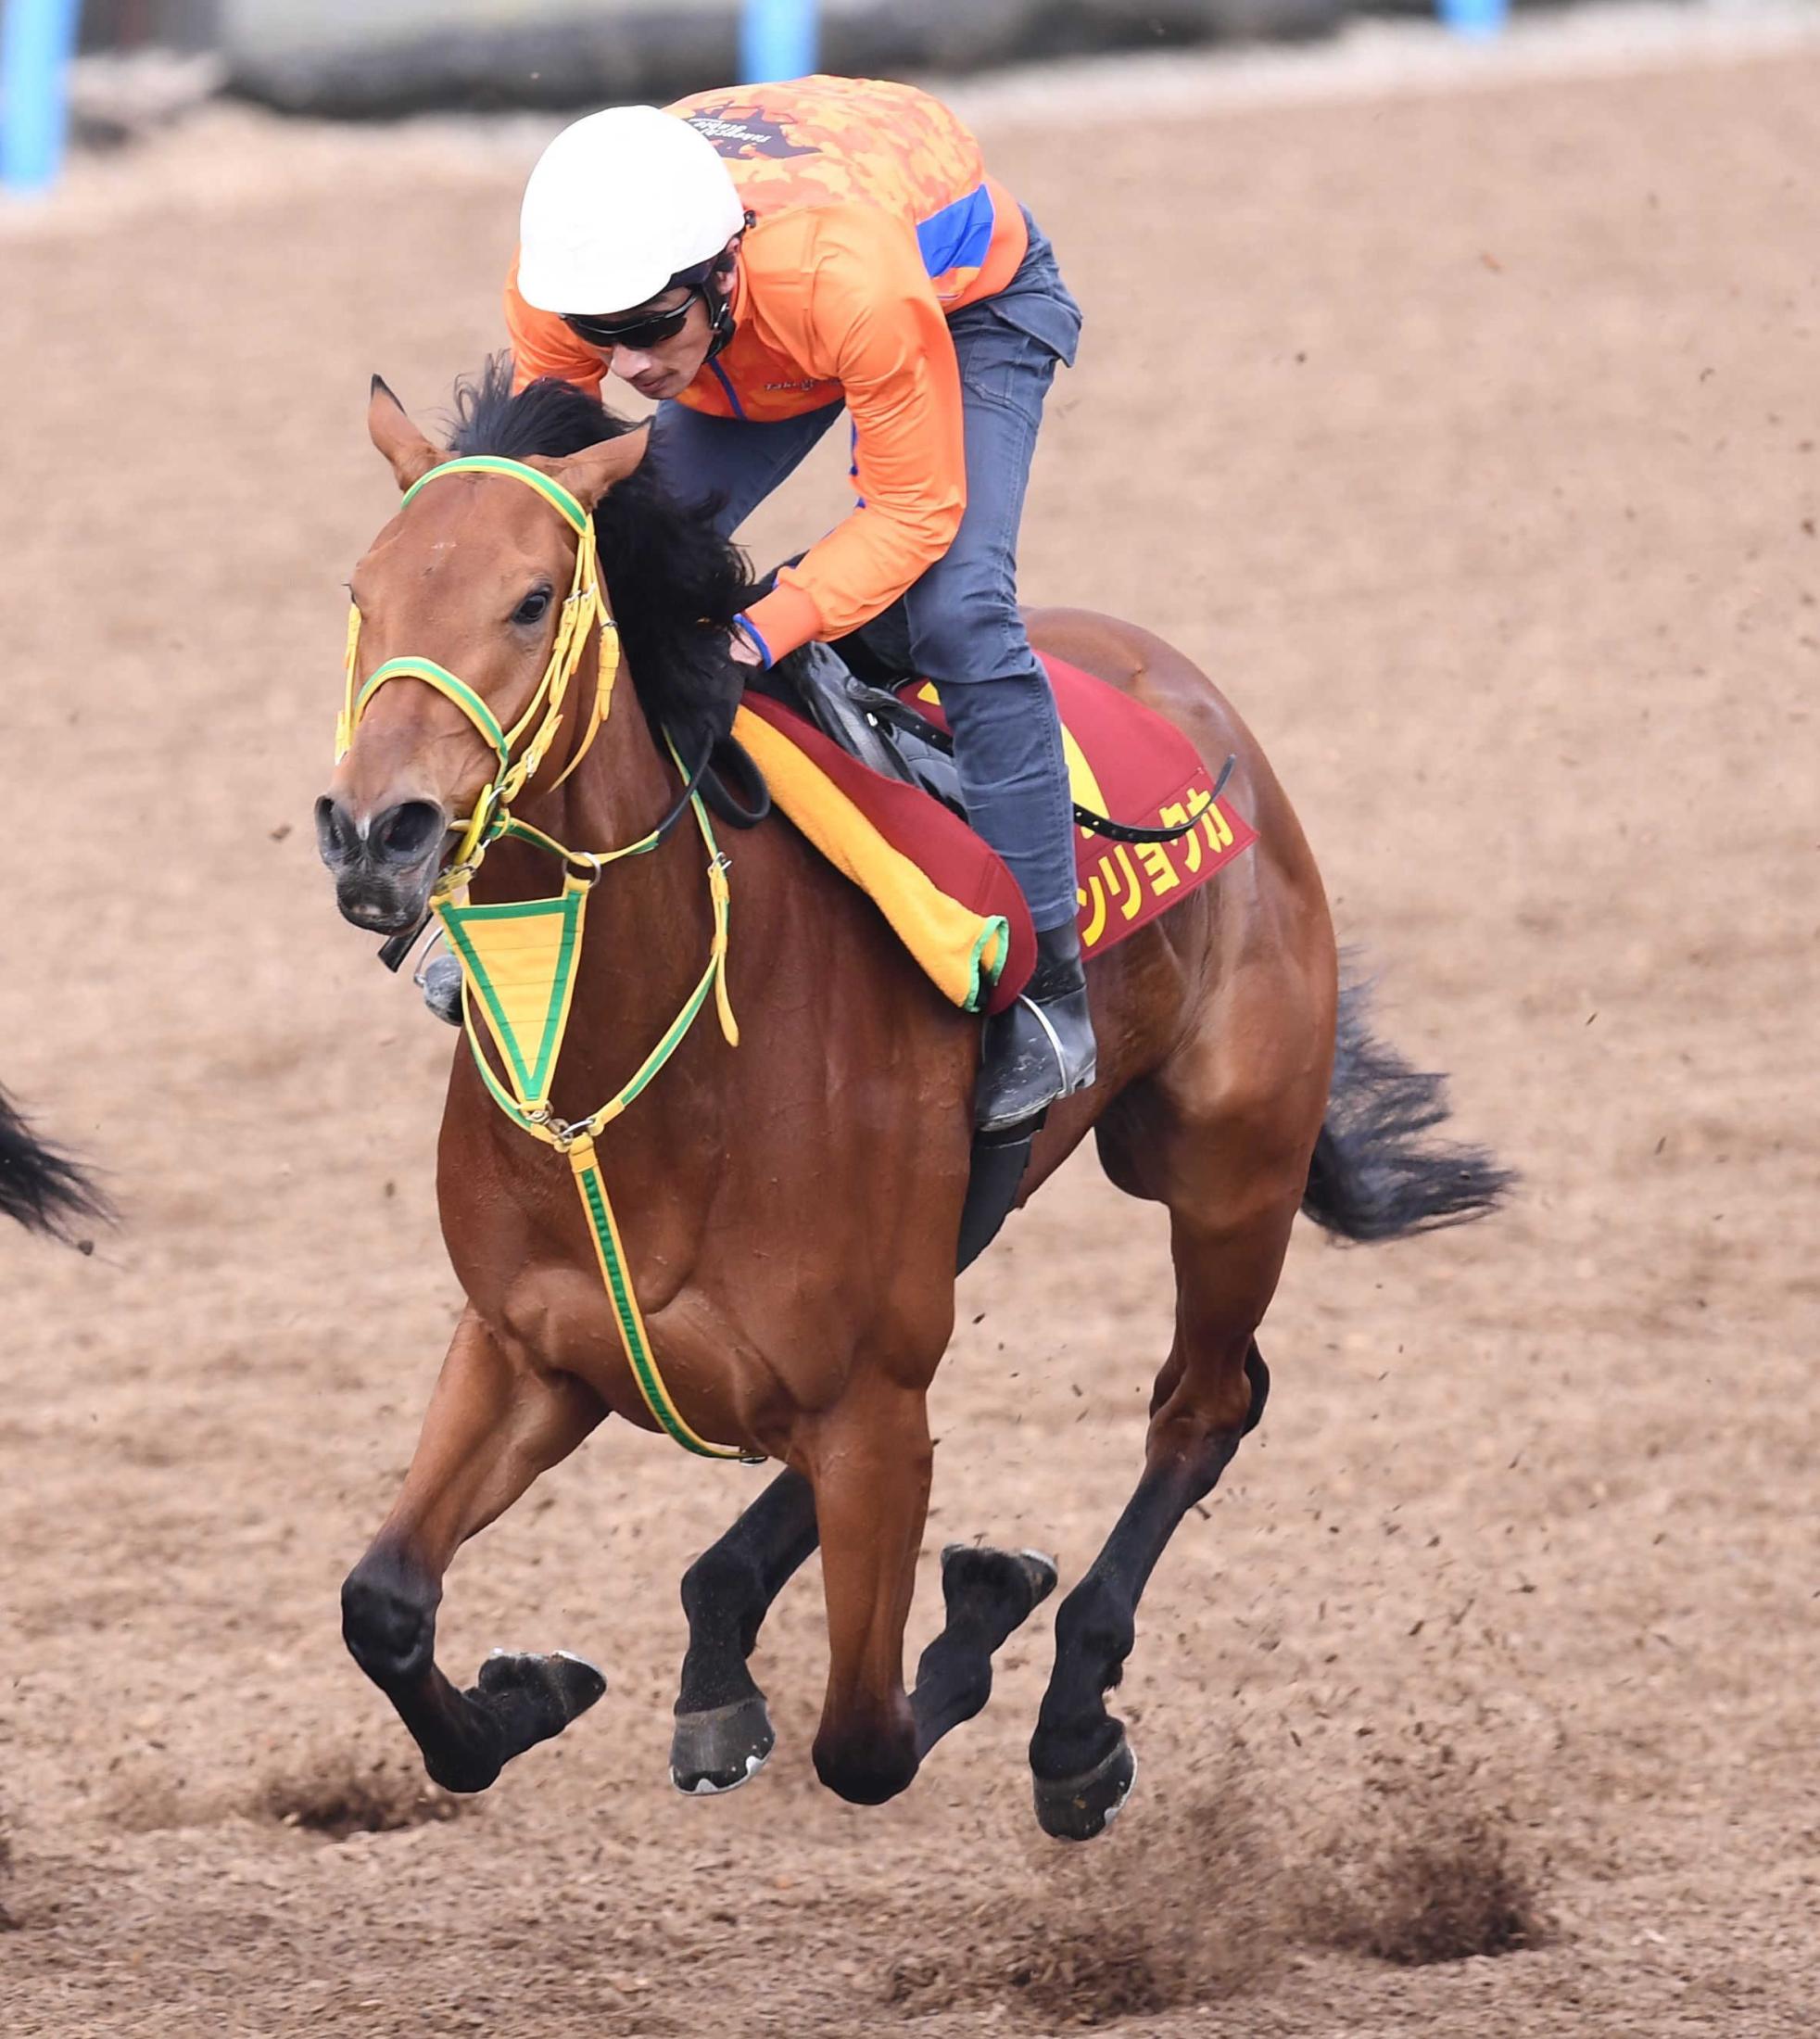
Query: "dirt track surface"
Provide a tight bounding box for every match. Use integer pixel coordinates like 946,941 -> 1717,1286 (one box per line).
3,42 -> 1818,2039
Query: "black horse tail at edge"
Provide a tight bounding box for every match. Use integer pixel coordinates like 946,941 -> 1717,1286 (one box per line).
1302,971 -> 1515,1244
0,1083 -> 109,1242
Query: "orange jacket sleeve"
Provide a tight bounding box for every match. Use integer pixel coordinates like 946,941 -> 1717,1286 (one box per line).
740,207 -> 967,661
504,252 -> 605,398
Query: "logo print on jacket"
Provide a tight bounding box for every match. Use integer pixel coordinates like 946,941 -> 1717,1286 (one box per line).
685,107 -> 820,161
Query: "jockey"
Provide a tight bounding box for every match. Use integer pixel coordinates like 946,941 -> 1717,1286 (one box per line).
504,75 -> 1092,1131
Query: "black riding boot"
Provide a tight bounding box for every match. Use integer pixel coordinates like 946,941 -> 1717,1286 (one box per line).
974,919 -> 1097,1132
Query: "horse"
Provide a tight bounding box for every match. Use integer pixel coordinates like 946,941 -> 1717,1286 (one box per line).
0,1083 -> 105,1240
317,361 -> 1510,1840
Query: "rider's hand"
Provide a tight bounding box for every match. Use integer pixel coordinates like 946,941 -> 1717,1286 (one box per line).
728,623 -> 765,668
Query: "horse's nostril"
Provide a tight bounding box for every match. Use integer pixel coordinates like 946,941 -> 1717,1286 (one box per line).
315,793 -> 357,862
376,800 -> 446,862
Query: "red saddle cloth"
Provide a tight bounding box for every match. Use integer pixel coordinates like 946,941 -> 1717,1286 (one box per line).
739,652 -> 1258,1013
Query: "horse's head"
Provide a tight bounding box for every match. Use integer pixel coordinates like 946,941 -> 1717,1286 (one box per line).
316,378 -> 648,933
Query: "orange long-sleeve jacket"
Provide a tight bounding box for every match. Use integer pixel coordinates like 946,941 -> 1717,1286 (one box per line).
505,75 -> 1030,662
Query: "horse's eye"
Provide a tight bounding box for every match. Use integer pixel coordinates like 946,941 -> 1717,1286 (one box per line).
512,588 -> 552,627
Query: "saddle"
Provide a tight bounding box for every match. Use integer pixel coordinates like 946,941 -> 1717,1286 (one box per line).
741,599 -> 1258,1272
752,602 -> 962,805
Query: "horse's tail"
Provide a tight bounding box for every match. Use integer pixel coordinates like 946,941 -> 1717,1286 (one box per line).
0,1083 -> 108,1240
1301,971 -> 1513,1243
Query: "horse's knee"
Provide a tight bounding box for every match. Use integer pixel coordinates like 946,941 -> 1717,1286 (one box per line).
814,1705 -> 918,1806
341,1545 -> 438,1687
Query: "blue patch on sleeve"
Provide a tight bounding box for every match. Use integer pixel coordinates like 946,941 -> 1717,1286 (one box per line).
916,184 -> 996,283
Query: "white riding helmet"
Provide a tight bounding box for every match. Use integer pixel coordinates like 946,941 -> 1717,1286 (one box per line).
517,106 -> 746,316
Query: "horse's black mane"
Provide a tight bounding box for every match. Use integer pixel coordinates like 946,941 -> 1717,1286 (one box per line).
444,355 -> 790,757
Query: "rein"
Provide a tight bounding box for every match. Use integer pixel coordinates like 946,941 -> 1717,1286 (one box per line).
339,454 -> 752,1462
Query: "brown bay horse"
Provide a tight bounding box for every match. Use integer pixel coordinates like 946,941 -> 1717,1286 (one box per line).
317,364 -> 1509,1840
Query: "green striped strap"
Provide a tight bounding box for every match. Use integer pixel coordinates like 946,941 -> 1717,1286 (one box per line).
601,954 -> 719,1121
358,657 -> 509,767
570,1146 -> 751,1460
499,813 -> 665,871
399,454 -> 590,534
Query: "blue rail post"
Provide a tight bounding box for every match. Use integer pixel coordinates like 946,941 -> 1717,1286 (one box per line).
740,0 -> 818,85
1,0 -> 83,196
1439,0 -> 1510,38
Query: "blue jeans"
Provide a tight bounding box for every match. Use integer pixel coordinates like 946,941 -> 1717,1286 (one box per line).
647,213 -> 1084,931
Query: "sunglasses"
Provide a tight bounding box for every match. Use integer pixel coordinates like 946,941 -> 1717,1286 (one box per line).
562,285 -> 702,354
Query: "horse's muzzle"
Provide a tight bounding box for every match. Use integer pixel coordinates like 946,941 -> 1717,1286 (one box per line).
315,793 -> 449,934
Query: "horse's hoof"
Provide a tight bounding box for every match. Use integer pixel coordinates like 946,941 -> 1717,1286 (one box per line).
479,1645 -> 605,1705
1013,1547 -> 1060,1607
425,1652 -> 605,1794
474,1648 -> 607,1732
670,1692 -> 775,1796
1032,1733 -> 1137,1843
940,1542 -> 1058,1624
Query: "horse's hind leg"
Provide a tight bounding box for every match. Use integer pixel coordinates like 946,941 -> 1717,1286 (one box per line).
671,1468 -> 819,1793
1028,1192 -> 1290,1841
340,1308 -> 608,1792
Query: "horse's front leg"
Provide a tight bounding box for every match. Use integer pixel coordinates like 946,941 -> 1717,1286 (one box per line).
802,1379 -> 1053,1805
340,1306 -> 608,1792
802,1382 -> 932,1805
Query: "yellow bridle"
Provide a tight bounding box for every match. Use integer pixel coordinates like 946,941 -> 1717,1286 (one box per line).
335,454 -> 617,884
334,453 -> 752,1461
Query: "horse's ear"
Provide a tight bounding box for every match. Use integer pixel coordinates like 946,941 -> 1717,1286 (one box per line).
367,374 -> 442,492
545,424 -> 651,513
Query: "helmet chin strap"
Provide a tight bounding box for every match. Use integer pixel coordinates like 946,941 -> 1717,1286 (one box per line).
703,286 -> 737,361
701,216 -> 752,361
